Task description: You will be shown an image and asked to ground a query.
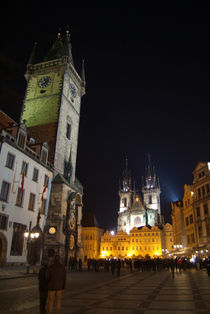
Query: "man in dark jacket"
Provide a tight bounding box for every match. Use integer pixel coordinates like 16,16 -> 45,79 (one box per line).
46,255 -> 66,314
38,260 -> 49,313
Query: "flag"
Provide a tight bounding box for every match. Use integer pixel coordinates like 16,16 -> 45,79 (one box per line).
21,168 -> 26,191
41,184 -> 47,201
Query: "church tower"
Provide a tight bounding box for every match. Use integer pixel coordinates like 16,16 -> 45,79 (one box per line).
21,30 -> 85,182
119,158 -> 132,213
142,154 -> 161,224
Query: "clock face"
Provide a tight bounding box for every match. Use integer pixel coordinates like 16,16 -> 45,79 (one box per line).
70,234 -> 75,250
69,211 -> 76,230
49,226 -> 56,235
70,83 -> 77,98
38,76 -> 51,88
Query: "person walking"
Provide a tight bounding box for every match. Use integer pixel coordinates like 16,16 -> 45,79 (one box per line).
46,255 -> 66,314
38,260 -> 49,313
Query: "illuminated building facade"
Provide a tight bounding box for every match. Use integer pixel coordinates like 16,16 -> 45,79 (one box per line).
82,212 -> 104,262
183,184 -> 197,249
100,226 -> 163,259
192,162 -> 210,253
171,200 -> 186,248
118,156 -> 162,233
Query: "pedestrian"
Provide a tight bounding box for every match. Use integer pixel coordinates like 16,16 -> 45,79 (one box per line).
46,255 -> 66,314
169,258 -> 175,279
38,260 -> 49,314
116,259 -> 121,276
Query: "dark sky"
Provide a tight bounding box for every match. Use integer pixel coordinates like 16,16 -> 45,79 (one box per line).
1,4 -> 210,230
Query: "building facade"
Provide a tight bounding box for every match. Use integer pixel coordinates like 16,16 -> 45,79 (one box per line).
100,226 -> 165,259
192,162 -> 210,253
0,30 -> 86,265
0,112 -> 53,264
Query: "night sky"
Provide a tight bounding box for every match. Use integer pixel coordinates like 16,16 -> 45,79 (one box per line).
1,5 -> 210,230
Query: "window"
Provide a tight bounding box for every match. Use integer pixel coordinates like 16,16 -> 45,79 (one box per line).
32,168 -> 39,182
66,123 -> 71,139
149,195 -> 152,204
124,198 -> 127,207
189,214 -> 193,224
202,186 -> 206,196
110,247 -> 112,251
118,247 -> 120,250
196,207 -> 200,217
0,214 -> 8,230
6,153 -> 15,169
17,132 -> 26,149
191,233 -> 195,243
0,181 -> 10,201
16,188 -> 24,207
41,149 -> 47,164
10,222 -> 26,256
204,204 -> 208,215
198,225 -> 202,237
28,193 -> 35,211
199,171 -> 205,178
44,174 -> 49,187
21,161 -> 28,176
197,188 -> 201,198
206,184 -> 210,194
122,246 -> 124,250
186,217 -> 189,226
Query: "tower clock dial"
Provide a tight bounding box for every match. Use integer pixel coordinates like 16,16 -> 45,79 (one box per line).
38,76 -> 51,88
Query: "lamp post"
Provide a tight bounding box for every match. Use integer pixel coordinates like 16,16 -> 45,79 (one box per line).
24,211 -> 42,274
24,227 -> 40,274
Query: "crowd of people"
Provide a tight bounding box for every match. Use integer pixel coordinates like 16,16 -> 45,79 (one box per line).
38,255 -> 210,313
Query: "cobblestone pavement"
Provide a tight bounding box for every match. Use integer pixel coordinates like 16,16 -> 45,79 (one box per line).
0,268 -> 210,314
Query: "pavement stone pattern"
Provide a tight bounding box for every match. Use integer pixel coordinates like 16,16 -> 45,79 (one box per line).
0,267 -> 210,313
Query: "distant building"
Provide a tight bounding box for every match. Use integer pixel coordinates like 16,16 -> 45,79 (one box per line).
171,200 -> 186,249
100,226 -> 163,259
0,111 -> 53,265
171,162 -> 210,257
82,212 -> 104,262
117,156 -> 163,234
192,162 -> 210,253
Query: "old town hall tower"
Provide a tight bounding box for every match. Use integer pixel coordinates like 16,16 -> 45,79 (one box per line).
21,30 -> 86,262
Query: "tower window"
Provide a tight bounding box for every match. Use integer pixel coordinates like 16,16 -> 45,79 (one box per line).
149,195 -> 152,204
17,132 -> 26,149
124,198 -> 127,207
66,123 -> 71,140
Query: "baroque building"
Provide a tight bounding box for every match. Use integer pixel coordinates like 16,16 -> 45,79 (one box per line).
117,157 -> 162,234
171,162 -> 210,257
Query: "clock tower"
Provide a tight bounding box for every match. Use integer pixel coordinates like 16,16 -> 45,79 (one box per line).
21,30 -> 85,181
21,30 -> 86,263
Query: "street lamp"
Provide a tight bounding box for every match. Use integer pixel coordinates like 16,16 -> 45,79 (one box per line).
24,229 -> 40,273
24,212 -> 42,274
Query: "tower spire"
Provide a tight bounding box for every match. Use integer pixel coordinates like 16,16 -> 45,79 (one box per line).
27,42 -> 37,66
